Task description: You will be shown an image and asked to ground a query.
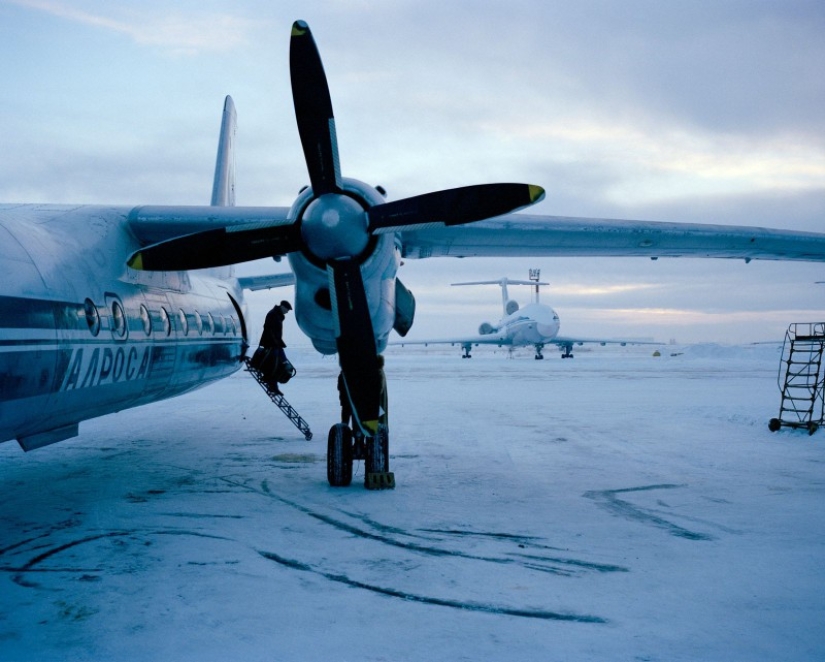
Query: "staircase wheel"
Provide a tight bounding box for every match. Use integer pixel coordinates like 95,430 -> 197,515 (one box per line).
768,418 -> 781,432
327,423 -> 353,487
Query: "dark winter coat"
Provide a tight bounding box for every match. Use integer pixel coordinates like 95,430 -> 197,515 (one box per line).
259,306 -> 286,349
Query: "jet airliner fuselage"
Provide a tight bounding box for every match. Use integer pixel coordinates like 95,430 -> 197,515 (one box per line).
491,301 -> 562,348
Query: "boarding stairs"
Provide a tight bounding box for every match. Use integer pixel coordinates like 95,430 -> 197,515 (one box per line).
244,358 -> 313,440
769,322 -> 825,435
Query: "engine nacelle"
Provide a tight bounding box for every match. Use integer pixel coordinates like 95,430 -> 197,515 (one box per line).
393,278 -> 416,337
479,322 -> 495,335
287,178 -> 402,355
505,299 -> 519,315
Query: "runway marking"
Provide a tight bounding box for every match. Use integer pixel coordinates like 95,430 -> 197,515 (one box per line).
258,550 -> 606,623
583,484 -> 715,541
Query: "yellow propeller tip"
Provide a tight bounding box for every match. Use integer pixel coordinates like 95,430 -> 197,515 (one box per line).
528,185 -> 546,203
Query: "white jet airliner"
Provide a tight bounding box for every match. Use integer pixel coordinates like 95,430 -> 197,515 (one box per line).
396,274 -> 651,359
2,20 -> 825,488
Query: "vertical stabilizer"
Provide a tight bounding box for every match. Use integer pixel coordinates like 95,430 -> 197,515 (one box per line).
452,277 -> 547,316
211,95 -> 237,207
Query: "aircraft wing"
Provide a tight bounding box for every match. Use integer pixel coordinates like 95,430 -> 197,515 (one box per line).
394,332 -> 511,348
126,208 -> 825,270
394,333 -> 656,349
237,273 -> 296,291
127,205 -> 296,271
127,205 -> 293,245
397,213 -> 825,261
551,335 -> 657,347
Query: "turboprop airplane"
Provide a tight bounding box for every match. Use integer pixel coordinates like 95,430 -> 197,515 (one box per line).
3,20 -> 825,490
395,272 -> 652,359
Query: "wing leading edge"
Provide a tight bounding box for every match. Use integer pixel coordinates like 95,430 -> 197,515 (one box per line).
394,333 -> 654,349
395,332 -> 511,348
399,213 -> 825,261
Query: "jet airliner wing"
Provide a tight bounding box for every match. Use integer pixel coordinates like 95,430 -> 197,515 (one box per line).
551,335 -> 656,347
394,331 -> 511,348
394,333 -> 654,350
398,213 -> 825,261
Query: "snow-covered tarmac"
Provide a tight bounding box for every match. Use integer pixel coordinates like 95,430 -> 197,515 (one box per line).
1,343 -> 823,661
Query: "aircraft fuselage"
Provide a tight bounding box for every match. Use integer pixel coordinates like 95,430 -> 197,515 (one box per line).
493,302 -> 561,345
0,204 -> 247,450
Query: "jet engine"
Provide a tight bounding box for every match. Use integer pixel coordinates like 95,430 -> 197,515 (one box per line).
505,299 -> 519,315
479,322 -> 495,335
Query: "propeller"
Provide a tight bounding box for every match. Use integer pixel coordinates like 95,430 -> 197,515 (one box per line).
290,20 -> 342,196
127,220 -> 301,271
129,19 -> 546,435
367,183 -> 545,233
328,259 -> 381,435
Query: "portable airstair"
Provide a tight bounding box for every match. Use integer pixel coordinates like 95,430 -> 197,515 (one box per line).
245,358 -> 313,440
769,322 -> 825,435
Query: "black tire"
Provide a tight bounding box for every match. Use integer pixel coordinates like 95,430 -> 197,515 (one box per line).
327,423 -> 353,487
768,418 -> 781,432
365,424 -> 389,475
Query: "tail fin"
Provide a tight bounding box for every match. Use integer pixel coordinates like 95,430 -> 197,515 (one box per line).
452,277 -> 549,315
211,95 -> 237,207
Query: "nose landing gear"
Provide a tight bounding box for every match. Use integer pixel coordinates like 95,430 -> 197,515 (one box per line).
327,423 -> 394,489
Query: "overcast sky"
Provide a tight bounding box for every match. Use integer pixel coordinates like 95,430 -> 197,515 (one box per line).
1,0 -> 823,344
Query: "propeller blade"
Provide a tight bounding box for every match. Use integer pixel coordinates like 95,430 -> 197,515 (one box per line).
290,20 -> 342,196
328,259 -> 381,435
367,183 -> 545,233
128,223 -> 302,271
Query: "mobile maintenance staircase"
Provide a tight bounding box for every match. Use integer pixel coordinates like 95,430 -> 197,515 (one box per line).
769,322 -> 825,435
244,358 -> 313,440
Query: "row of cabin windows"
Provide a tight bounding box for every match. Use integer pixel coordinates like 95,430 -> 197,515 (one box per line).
82,298 -> 237,339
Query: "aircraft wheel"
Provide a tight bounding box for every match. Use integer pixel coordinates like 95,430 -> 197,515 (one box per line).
365,424 -> 389,475
768,418 -> 781,432
327,423 -> 353,487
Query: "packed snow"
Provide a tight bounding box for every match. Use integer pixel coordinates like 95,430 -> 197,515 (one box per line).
1,343 -> 823,661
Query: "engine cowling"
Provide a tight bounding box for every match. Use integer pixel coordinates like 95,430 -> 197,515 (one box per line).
479,322 -> 495,335
287,178 -> 403,355
505,299 -> 519,315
